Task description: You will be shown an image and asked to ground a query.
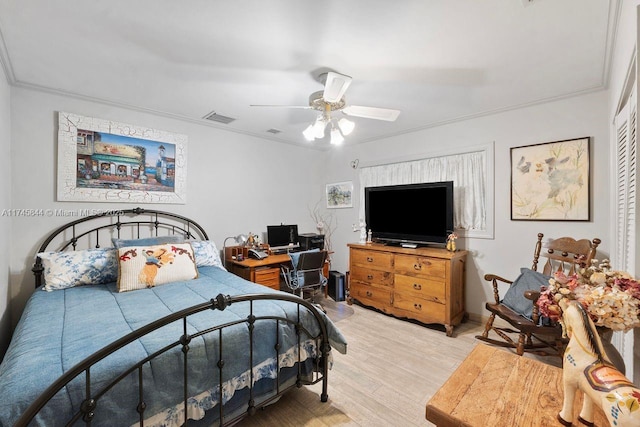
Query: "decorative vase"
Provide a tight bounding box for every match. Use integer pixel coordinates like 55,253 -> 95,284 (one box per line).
446,240 -> 456,252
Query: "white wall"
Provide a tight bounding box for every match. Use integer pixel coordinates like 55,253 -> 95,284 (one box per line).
324,90 -> 610,323
8,87 -> 327,330
0,60 -> 11,358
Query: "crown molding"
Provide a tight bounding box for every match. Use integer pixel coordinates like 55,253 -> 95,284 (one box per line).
12,80 -> 332,151
0,26 -> 15,84
601,0 -> 622,89
351,84 -> 607,146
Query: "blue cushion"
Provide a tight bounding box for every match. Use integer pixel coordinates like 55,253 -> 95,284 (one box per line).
289,248 -> 320,268
501,268 -> 551,319
287,249 -> 321,288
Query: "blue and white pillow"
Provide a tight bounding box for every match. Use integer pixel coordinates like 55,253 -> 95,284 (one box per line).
38,248 -> 118,291
190,240 -> 225,270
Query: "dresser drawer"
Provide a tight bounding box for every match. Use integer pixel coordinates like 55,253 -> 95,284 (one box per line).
350,265 -> 393,286
351,282 -> 392,307
255,267 -> 280,289
393,292 -> 446,320
394,254 -> 446,279
395,274 -> 446,303
351,249 -> 393,270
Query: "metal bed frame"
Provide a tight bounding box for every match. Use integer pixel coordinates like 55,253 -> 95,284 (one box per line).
18,207 -> 331,426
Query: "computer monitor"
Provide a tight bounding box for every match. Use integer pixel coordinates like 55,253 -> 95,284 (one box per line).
267,224 -> 299,251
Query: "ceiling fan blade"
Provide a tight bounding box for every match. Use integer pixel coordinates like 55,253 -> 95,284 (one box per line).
249,104 -> 312,109
323,72 -> 352,103
342,105 -> 401,121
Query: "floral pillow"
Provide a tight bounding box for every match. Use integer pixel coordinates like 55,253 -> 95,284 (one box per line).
38,248 -> 118,291
117,243 -> 198,292
112,235 -> 185,249
190,240 -> 225,270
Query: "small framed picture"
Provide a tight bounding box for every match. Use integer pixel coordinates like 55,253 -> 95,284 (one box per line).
326,181 -> 353,209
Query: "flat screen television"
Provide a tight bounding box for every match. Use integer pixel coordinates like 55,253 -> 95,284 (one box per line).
365,181 -> 454,247
266,224 -> 299,250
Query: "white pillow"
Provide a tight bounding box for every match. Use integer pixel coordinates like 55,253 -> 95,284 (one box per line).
117,243 -> 198,292
190,240 -> 225,270
38,248 -> 118,291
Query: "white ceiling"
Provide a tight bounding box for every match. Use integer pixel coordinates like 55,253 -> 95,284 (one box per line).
0,0 -> 618,148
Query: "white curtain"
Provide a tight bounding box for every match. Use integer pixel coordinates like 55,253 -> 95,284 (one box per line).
359,150 -> 487,231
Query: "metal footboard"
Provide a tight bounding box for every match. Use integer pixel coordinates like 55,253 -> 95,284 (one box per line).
15,292 -> 331,426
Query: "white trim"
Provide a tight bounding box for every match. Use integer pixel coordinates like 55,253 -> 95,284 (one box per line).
601,0 -> 623,89
0,26 -> 15,84
610,24 -> 638,379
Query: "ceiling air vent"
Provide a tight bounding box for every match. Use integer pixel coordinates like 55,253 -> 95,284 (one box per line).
266,128 -> 282,134
203,111 -> 236,124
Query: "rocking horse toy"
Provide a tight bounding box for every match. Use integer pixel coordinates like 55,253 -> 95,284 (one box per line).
558,299 -> 640,427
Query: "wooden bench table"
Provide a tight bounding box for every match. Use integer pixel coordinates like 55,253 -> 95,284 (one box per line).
425,343 -> 608,426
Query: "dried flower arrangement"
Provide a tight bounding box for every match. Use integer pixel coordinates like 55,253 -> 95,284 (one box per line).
536,259 -> 640,332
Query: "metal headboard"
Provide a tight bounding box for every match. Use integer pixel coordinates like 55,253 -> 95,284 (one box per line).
32,207 -> 209,288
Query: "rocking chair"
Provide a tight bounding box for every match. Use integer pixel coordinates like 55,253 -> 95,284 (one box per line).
476,233 -> 600,357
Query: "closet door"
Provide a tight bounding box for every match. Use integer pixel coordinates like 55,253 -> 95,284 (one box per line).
614,82 -> 638,382
614,85 -> 637,274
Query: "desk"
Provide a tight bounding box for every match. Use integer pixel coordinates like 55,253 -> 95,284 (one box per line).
425,344 -> 608,426
225,250 -> 330,292
225,253 -> 291,290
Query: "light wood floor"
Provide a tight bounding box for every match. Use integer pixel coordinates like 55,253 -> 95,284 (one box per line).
238,299 -> 491,426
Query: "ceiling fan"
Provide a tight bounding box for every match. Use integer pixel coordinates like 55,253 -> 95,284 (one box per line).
251,71 -> 401,145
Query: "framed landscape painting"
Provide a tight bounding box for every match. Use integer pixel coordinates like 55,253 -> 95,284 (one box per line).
326,181 -> 353,209
57,112 -> 187,204
511,137 -> 590,221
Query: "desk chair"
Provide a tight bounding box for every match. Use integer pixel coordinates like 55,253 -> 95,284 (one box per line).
281,249 -> 328,307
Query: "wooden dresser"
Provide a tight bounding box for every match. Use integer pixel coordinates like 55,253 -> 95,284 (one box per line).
348,243 -> 467,336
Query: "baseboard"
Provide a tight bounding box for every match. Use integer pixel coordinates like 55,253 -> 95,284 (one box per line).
467,311 -> 510,330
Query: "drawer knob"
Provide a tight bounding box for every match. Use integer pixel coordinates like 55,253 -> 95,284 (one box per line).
366,291 -> 373,297
414,303 -> 422,310
413,283 -> 422,290
366,257 -> 374,262
413,264 -> 422,271
367,274 -> 374,280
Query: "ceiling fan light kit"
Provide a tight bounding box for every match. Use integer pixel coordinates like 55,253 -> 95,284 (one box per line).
338,118 -> 354,136
330,126 -> 345,145
303,115 -> 350,145
251,70 -> 400,145
312,116 -> 328,138
302,124 -> 316,141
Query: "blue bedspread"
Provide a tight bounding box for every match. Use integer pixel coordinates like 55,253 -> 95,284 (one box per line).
0,266 -> 347,426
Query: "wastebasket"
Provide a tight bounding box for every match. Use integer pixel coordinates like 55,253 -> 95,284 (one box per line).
328,271 -> 345,302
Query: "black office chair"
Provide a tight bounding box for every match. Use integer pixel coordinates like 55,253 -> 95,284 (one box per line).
281,249 -> 328,306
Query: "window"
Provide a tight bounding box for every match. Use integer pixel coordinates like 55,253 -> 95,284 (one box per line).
358,143 -> 494,239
